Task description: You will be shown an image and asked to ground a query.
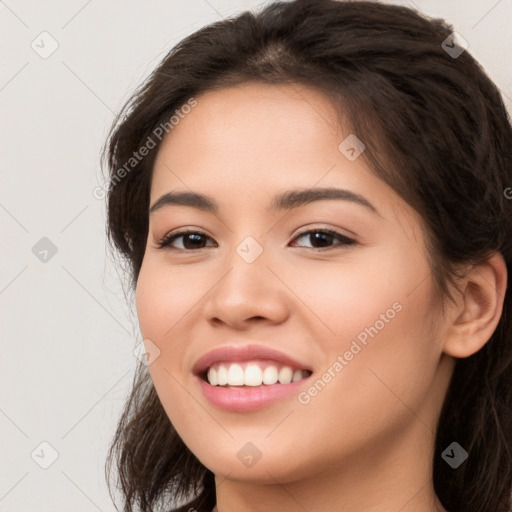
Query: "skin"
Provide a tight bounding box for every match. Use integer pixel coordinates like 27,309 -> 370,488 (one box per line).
135,82 -> 507,512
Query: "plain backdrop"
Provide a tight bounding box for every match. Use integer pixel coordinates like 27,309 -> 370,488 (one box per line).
1,1 -> 511,511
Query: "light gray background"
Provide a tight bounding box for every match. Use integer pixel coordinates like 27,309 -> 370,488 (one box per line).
1,1 -> 511,511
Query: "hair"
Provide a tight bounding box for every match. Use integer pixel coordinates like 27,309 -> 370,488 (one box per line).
102,1 -> 512,511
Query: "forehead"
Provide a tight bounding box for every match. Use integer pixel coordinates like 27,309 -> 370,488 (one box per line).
152,83 -> 357,187
150,82 -> 418,231
155,82 -> 344,163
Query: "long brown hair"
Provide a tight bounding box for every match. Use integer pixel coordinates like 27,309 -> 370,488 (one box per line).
102,1 -> 512,511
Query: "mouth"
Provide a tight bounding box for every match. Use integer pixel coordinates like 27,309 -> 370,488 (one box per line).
199,360 -> 314,387
192,345 -> 315,411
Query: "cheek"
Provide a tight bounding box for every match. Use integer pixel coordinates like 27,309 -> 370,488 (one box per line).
287,250 -> 417,342
304,248 -> 440,405
135,263 -> 165,341
135,258 -> 200,342
134,257 -> 214,400
293,291 -> 440,469
135,260 -> 198,420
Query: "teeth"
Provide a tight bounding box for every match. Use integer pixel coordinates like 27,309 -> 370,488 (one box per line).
227,363 -> 245,386
245,364 -> 263,386
262,366 -> 278,385
278,366 -> 293,384
292,369 -> 303,382
208,367 -> 218,386
206,361 -> 311,387
217,365 -> 228,386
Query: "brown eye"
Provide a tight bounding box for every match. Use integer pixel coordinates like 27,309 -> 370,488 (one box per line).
290,229 -> 356,250
156,230 -> 215,250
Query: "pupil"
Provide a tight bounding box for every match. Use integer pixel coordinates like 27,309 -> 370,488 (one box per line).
311,232 -> 332,248
184,234 -> 205,249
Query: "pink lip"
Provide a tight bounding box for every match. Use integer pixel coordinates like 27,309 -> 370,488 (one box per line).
196,375 -> 312,412
192,344 -> 313,376
192,344 -> 314,412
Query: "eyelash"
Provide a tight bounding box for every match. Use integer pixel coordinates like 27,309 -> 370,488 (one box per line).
155,227 -> 357,252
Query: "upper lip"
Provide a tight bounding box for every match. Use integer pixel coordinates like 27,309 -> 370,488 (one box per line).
192,344 -> 314,376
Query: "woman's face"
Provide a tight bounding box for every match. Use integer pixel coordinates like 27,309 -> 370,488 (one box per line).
136,83 -> 455,484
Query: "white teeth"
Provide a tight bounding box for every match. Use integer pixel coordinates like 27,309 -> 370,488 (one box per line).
227,363 -> 245,386
205,361 -> 311,386
244,364 -> 263,386
292,369 -> 303,382
278,366 -> 293,384
217,365 -> 228,386
207,367 -> 218,386
262,366 -> 278,385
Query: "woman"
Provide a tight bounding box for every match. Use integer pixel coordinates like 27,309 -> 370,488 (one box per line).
102,1 -> 512,511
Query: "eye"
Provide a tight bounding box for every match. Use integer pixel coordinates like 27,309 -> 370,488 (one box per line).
156,227 -> 356,252
290,228 -> 356,251
155,229 -> 215,251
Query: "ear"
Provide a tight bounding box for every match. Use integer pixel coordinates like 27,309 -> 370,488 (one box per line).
442,251 -> 508,358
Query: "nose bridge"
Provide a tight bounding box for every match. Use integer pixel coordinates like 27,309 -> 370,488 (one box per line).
205,231 -> 288,325
221,233 -> 270,298
234,234 -> 266,266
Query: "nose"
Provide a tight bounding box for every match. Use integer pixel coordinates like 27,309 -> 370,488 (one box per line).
203,241 -> 290,330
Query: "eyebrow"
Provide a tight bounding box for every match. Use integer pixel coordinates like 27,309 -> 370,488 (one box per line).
149,187 -> 380,216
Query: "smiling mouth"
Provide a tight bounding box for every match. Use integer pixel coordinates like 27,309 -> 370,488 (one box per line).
201,360 -> 313,387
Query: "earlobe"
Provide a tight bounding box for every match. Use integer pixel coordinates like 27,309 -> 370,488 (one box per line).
442,251 -> 508,359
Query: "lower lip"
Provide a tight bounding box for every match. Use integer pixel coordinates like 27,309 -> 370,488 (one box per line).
196,374 -> 312,412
